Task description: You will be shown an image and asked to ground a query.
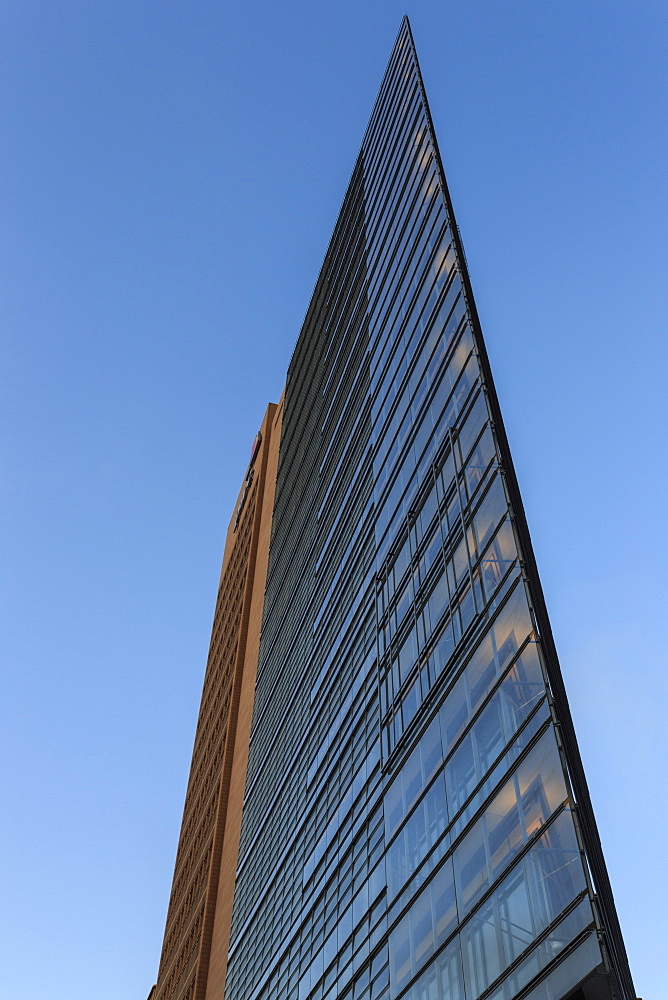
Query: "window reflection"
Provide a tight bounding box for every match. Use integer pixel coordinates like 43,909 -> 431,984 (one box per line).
460,810 -> 586,1000
387,776 -> 449,898
385,715 -> 442,839
440,582 -> 533,750
484,896 -> 593,1000
453,727 -> 568,917
383,576 -> 536,757
389,859 -> 457,995
399,937 -> 464,1000
480,520 -> 517,600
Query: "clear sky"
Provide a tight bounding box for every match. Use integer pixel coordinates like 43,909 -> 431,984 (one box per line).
1,2 -> 665,998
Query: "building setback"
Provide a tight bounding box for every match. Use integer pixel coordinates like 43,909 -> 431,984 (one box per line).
149,18 -> 636,1000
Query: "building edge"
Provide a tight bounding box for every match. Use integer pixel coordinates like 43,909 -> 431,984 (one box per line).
403,16 -> 636,1000
204,395 -> 284,1000
150,398 -> 283,1000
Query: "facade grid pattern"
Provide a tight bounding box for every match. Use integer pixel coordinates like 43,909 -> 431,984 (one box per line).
224,19 -> 634,1000
150,17 -> 635,1000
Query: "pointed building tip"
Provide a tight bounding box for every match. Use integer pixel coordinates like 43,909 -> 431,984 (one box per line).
398,14 -> 416,51
394,14 -> 413,51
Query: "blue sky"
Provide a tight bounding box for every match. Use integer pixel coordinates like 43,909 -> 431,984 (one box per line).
1,2 -> 665,998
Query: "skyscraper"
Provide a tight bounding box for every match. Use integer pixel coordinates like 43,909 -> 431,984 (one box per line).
150,18 -> 635,1000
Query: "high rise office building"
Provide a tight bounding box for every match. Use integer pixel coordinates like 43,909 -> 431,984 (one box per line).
149,18 -> 635,1000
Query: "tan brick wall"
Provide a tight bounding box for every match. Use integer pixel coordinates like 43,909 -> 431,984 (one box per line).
152,398 -> 283,1000
205,395 -> 283,1000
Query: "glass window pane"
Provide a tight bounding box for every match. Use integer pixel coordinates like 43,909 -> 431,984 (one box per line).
385,716 -> 444,841
427,574 -> 449,630
499,644 -> 543,723
485,788 -> 523,882
445,732 -> 477,815
516,728 -> 568,841
390,914 -> 412,994
471,475 -> 506,554
454,821 -> 488,914
465,427 -> 496,497
526,809 -> 586,929
461,890 -> 503,999
432,858 -> 458,942
521,932 -> 601,1000
457,392 -> 487,464
389,860 -> 457,995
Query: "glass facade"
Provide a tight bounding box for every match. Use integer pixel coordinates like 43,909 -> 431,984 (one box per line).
223,19 -> 634,1000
